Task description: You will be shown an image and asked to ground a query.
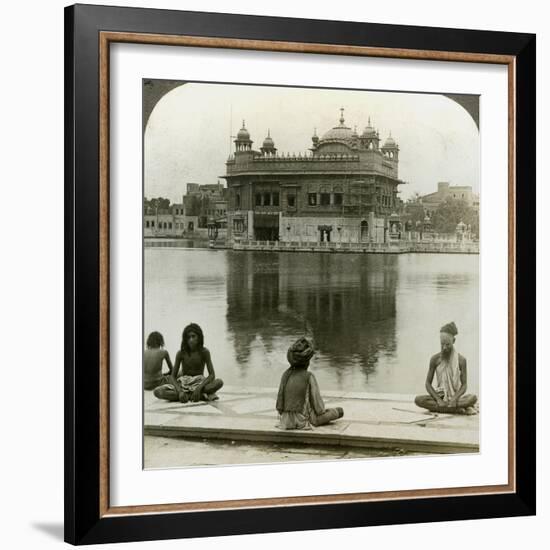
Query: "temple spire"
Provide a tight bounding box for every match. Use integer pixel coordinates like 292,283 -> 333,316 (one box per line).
339,107 -> 345,126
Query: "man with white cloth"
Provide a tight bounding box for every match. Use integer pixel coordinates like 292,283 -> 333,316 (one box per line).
414,322 -> 478,414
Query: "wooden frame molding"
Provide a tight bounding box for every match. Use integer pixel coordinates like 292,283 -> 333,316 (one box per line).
98,31 -> 516,518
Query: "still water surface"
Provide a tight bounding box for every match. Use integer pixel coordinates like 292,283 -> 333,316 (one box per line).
144,249 -> 479,396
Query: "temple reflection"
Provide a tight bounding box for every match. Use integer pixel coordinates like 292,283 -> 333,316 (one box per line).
225,251 -> 398,385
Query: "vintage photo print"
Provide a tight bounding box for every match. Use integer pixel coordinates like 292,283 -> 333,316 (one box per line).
142,80 -> 480,469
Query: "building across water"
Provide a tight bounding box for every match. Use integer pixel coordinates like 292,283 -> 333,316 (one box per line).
222,109 -> 406,244
183,182 -> 228,229
143,203 -> 198,237
420,181 -> 480,218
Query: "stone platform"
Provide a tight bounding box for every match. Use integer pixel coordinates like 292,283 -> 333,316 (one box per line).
144,385 -> 479,454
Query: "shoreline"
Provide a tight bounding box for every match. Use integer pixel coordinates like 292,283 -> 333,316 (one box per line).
144,238 -> 479,255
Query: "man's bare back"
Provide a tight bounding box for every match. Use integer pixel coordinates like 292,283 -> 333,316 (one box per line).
144,348 -> 171,389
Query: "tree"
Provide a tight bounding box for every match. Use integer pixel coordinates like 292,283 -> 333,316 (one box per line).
144,196 -> 171,213
403,194 -> 426,228
154,197 -> 171,210
431,198 -> 479,235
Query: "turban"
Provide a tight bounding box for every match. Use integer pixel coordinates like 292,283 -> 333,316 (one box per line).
287,337 -> 315,367
440,322 -> 458,336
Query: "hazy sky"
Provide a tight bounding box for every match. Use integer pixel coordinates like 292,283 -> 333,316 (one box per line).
144,82 -> 480,203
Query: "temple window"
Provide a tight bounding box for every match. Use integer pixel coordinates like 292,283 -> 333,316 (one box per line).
272,192 -> 280,206
263,192 -> 271,206
287,194 -> 296,207
255,193 -> 262,206
308,193 -> 317,206
320,193 -> 330,206
334,193 -> 343,206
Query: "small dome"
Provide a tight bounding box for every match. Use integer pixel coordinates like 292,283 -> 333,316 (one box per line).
262,129 -> 275,148
236,121 -> 250,141
362,126 -> 376,136
362,116 -> 376,137
383,134 -> 397,148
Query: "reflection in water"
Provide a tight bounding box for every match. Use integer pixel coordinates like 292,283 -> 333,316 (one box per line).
226,253 -> 398,390
144,249 -> 478,395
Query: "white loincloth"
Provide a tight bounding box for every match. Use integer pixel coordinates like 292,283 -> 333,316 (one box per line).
177,374 -> 205,393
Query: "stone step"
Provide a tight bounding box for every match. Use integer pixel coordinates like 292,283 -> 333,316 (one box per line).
144,389 -> 479,455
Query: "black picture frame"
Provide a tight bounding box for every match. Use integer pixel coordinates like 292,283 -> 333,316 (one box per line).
65,3 -> 536,545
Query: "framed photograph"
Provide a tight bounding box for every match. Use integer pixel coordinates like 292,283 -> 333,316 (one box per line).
64,4 -> 536,545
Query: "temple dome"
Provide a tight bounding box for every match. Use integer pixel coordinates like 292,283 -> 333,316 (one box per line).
321,125 -> 354,140
236,121 -> 250,141
362,117 -> 377,137
320,108 -> 354,141
383,134 -> 398,148
262,131 -> 274,148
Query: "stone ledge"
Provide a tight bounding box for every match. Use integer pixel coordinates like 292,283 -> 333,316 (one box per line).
144,388 -> 479,455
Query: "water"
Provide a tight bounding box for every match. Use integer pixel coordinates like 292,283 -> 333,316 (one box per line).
144,248 -> 479,396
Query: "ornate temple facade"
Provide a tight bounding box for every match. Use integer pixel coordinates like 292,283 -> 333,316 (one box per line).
222,109 -> 405,244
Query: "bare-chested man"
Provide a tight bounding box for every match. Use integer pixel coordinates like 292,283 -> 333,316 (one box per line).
143,331 -> 173,391
154,323 -> 224,403
414,322 -> 478,414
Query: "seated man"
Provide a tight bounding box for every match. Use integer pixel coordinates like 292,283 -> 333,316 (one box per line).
276,337 -> 344,430
415,322 -> 478,414
143,331 -> 173,391
154,323 -> 223,403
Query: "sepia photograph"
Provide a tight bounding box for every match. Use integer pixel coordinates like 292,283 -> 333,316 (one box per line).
142,80 -> 480,469
58,3 -> 537,544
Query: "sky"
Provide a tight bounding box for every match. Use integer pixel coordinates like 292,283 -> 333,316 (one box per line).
144,82 -> 480,203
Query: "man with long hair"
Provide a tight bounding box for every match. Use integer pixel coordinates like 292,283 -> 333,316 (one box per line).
154,323 -> 224,403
